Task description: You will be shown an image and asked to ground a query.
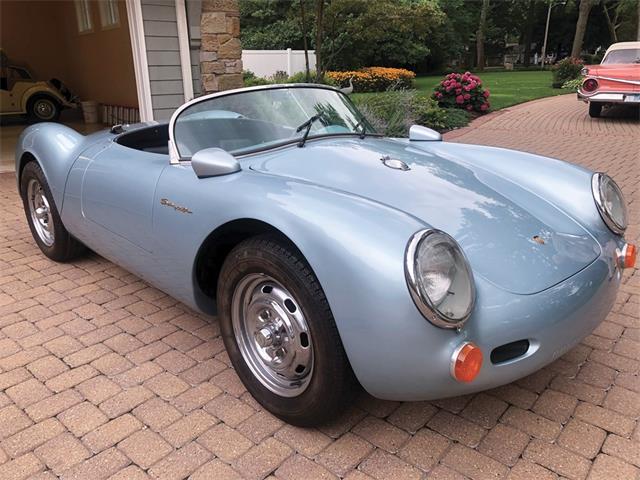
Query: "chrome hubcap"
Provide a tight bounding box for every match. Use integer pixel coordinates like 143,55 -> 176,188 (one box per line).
35,100 -> 55,120
27,179 -> 55,246
231,273 -> 313,397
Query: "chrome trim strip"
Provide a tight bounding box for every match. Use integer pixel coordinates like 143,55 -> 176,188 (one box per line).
592,75 -> 640,86
404,229 -> 476,330
591,173 -> 627,236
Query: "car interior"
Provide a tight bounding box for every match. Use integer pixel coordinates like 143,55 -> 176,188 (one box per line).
116,117 -> 294,158
115,124 -> 170,155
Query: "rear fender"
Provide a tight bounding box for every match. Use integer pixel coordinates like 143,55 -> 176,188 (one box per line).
16,123 -> 85,208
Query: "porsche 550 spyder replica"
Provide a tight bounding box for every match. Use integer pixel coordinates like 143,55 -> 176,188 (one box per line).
16,84 -> 635,426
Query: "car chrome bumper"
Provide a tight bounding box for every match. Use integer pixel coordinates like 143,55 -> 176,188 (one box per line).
577,91 -> 640,104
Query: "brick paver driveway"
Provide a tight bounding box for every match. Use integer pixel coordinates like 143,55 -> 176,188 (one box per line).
0,94 -> 638,480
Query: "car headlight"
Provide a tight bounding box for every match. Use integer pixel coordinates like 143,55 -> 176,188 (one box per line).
592,173 -> 628,235
405,229 -> 476,329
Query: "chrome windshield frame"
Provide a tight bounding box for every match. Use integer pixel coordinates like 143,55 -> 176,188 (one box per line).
168,83 -> 376,164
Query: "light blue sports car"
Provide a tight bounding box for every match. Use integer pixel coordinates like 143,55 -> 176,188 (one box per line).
16,84 -> 635,426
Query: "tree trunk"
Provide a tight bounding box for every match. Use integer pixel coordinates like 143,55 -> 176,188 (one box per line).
522,0 -> 534,67
571,0 -> 594,58
299,0 -> 311,82
314,0 -> 325,82
637,0 -> 640,41
476,0 -> 490,71
602,2 -> 617,43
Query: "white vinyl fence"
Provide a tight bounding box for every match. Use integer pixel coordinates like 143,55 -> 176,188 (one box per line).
242,49 -> 317,79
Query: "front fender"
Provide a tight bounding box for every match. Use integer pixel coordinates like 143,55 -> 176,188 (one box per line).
16,123 -> 85,208
152,166 -> 436,392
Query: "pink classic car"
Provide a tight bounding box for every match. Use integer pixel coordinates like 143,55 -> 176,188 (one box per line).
578,41 -> 640,118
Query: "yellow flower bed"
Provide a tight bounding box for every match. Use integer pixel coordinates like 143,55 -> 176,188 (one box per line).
327,67 -> 416,92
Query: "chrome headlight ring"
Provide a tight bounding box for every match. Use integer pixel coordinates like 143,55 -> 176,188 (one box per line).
405,229 -> 476,330
591,173 -> 628,236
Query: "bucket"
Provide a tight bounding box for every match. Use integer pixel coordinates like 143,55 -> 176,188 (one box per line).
81,101 -> 99,124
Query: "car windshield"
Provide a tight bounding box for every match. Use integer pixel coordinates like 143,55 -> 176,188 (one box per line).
173,86 -> 377,158
602,48 -> 640,64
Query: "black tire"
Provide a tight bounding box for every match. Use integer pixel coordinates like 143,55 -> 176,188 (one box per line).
589,102 -> 602,118
20,161 -> 86,262
217,235 -> 358,426
27,95 -> 61,123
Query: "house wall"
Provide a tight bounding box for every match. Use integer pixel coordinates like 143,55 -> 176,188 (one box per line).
141,0 -> 185,120
0,0 -> 137,107
0,1 -> 67,82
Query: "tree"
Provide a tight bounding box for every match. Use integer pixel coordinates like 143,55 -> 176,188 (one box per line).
298,0 -> 311,81
637,0 -> 640,40
476,0 -> 490,70
603,0 -> 619,42
314,0 -> 325,82
571,0 -> 596,58
522,0 -> 536,67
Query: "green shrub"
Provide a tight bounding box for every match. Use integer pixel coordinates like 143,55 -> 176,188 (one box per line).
243,70 -> 270,87
352,91 -> 469,136
581,52 -> 604,65
561,78 -> 583,91
270,70 -> 289,83
286,70 -> 338,86
551,57 -> 584,88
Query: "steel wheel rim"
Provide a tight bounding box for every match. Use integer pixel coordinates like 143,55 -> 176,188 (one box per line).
27,179 -> 55,246
34,99 -> 55,120
231,273 -> 314,397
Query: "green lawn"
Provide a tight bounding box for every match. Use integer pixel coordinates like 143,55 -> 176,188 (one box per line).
414,70 -> 566,111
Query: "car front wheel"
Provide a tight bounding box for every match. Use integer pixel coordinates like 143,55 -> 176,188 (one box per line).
217,235 -> 357,426
20,162 -> 86,261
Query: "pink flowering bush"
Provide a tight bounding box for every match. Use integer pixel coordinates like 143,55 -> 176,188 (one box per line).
432,72 -> 490,113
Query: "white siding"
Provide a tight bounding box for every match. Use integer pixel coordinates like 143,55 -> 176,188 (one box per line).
141,0 -> 184,120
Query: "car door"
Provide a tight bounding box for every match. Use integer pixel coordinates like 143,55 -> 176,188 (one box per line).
80,141 -> 167,252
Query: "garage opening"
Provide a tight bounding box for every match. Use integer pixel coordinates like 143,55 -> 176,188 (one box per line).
0,0 -> 139,172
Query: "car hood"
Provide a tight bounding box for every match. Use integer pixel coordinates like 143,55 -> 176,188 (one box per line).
249,137 -> 600,295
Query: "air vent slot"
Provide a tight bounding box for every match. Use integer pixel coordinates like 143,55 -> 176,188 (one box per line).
490,339 -> 530,365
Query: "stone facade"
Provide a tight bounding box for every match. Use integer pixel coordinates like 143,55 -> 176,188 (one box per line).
200,0 -> 243,93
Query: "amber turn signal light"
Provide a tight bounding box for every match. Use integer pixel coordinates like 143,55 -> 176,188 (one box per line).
451,342 -> 483,383
622,243 -> 637,269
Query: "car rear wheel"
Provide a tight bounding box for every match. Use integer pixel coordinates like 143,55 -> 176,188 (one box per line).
217,235 -> 358,426
20,162 -> 86,261
27,96 -> 60,122
589,102 -> 603,118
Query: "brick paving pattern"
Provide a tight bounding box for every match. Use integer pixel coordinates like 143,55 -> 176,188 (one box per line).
0,94 -> 638,479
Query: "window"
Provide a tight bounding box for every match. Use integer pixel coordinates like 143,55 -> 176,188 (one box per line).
99,0 -> 120,28
75,0 -> 93,33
